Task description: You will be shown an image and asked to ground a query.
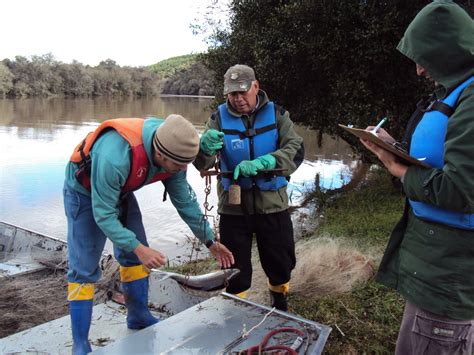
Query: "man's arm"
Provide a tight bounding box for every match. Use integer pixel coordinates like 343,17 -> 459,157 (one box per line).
90,134 -> 167,269
163,170 -> 214,243
360,139 -> 409,179
163,170 -> 234,267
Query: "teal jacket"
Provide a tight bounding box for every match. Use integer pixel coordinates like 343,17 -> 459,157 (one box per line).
65,118 -> 213,252
376,0 -> 474,320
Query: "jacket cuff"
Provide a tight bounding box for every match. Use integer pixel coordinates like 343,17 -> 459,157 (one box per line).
205,239 -> 215,248
122,238 -> 140,253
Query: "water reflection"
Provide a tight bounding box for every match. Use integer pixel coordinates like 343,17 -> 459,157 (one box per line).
0,97 -> 355,263
0,97 -> 212,135
287,159 -> 356,204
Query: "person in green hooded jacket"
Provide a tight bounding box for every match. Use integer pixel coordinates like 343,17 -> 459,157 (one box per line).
361,1 -> 474,353
194,64 -> 304,311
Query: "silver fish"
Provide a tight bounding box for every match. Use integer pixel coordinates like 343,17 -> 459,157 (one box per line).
151,268 -> 240,291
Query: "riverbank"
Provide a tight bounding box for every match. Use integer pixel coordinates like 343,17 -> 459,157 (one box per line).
289,167 -> 405,354
159,94 -> 215,99
1,166 -> 403,352
174,167 -> 405,354
246,167 -> 405,354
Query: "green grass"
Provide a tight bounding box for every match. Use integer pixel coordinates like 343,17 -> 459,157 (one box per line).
290,168 -> 406,354
291,279 -> 404,354
163,257 -> 218,274
316,168 -> 404,247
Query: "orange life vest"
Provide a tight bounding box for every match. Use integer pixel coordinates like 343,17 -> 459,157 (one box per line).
70,118 -> 171,193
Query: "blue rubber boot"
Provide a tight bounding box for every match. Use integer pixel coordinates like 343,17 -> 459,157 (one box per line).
122,277 -> 159,329
69,299 -> 93,355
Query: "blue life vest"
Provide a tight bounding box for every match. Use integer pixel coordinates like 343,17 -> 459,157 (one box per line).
409,76 -> 474,230
219,101 -> 288,191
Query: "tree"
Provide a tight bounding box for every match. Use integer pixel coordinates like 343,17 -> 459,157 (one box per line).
5,54 -> 63,97
2,55 -> 162,98
161,61 -> 215,96
58,61 -> 94,97
200,0 -> 473,160
0,62 -> 13,97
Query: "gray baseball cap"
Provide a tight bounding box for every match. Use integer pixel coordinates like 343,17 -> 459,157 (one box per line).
223,64 -> 256,95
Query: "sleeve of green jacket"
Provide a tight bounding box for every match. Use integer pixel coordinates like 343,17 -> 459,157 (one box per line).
403,85 -> 474,213
163,170 -> 214,243
89,136 -> 140,253
273,108 -> 304,176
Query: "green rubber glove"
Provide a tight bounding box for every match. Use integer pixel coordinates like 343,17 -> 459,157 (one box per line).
257,154 -> 277,170
200,129 -> 224,155
233,154 -> 276,180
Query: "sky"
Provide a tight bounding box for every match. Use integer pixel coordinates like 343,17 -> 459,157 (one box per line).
1,0 -> 227,67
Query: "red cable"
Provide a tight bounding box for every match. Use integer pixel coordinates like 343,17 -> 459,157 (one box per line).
243,327 -> 305,354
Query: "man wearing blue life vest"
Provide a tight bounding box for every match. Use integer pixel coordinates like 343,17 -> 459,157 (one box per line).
361,1 -> 474,353
194,64 -> 304,311
64,114 -> 234,355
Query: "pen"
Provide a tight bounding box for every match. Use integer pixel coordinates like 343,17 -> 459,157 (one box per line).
372,117 -> 388,134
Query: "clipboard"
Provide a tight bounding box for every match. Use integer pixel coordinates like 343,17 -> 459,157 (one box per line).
338,124 -> 430,168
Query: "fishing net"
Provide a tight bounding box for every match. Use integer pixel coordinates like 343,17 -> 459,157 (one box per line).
0,254 -> 120,338
291,238 -> 374,296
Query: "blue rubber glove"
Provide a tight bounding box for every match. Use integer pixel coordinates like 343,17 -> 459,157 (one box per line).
233,154 -> 276,180
200,129 -> 224,156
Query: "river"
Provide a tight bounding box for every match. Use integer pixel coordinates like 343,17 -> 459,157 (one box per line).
0,97 -> 356,263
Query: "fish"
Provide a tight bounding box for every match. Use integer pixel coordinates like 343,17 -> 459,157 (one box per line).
151,268 -> 240,292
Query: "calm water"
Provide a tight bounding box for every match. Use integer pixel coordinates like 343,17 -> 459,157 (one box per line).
0,97 -> 355,263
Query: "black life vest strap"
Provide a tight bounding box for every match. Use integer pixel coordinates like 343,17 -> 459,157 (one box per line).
416,94 -> 455,117
222,123 -> 276,140
78,139 -> 87,161
75,139 -> 92,190
430,101 -> 455,117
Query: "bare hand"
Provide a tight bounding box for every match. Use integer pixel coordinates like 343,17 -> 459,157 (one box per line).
365,126 -> 396,144
208,242 -> 235,269
133,244 -> 167,269
360,138 -> 408,179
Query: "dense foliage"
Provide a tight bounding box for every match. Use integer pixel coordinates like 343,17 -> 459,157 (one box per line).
149,54 -> 214,96
0,53 -> 215,98
161,61 -> 215,96
148,54 -> 198,78
202,0 -> 473,156
0,55 -> 160,98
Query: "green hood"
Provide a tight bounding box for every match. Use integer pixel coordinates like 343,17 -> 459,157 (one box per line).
397,0 -> 474,92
